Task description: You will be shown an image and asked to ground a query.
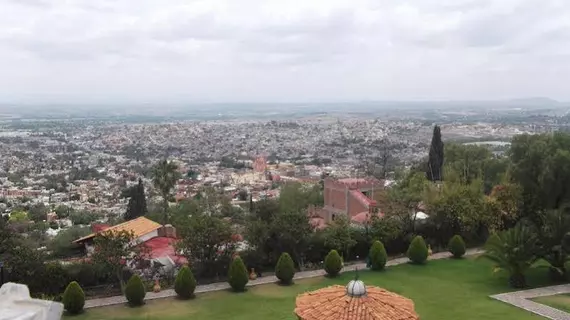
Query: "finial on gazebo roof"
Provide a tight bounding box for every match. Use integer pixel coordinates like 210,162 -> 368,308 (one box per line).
346,268 -> 367,298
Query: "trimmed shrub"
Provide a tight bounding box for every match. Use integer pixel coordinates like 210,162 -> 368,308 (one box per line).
174,266 -> 197,299
369,240 -> 388,271
407,236 -> 428,264
275,252 -> 295,285
448,235 -> 466,258
124,274 -> 146,307
228,256 -> 249,292
324,250 -> 343,277
62,281 -> 85,315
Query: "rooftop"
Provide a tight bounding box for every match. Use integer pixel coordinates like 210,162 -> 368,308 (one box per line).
73,216 -> 162,243
295,281 -> 419,320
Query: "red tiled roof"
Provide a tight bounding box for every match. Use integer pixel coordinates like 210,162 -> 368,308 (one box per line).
351,212 -> 384,224
350,189 -> 377,206
143,237 -> 187,265
91,224 -> 110,233
295,285 -> 419,320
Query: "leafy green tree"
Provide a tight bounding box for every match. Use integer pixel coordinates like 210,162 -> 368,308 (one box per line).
427,125 -> 444,181
4,244 -> 47,294
54,205 -> 74,219
62,281 -> 85,314
228,256 -> 249,292
407,236 -> 428,264
369,240 -> 388,271
535,209 -> 570,281
8,210 -> 28,222
424,178 -> 494,245
482,225 -> 538,288
368,215 -> 403,245
0,216 -> 16,260
509,133 -> 570,223
448,235 -> 466,258
269,211 -> 313,270
275,252 -> 295,285
151,159 -> 180,223
174,266 -> 197,299
444,143 -> 508,192
124,179 -> 148,221
279,183 -> 323,213
177,213 -> 236,278
125,274 -> 146,306
324,249 -> 343,277
323,215 -> 356,258
91,230 -> 147,291
69,210 -> 99,225
48,226 -> 90,258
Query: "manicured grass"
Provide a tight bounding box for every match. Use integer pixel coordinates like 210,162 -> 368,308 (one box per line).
70,257 -> 551,320
532,294 -> 570,313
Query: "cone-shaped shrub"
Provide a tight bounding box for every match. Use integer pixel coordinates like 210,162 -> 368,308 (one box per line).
275,252 -> 295,285
324,249 -> 343,277
369,240 -> 388,271
174,266 -> 197,299
407,236 -> 428,264
125,274 -> 146,306
448,235 -> 466,258
62,281 -> 85,315
228,256 -> 249,292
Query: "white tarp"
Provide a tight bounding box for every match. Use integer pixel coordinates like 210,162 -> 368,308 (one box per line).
0,283 -> 63,320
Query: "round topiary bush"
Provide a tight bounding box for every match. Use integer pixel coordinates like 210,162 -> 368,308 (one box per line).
324,250 -> 343,277
369,240 -> 388,271
275,252 -> 296,285
228,256 -> 249,292
62,281 -> 85,315
407,235 -> 428,264
174,266 -> 197,299
125,274 -> 146,307
448,235 -> 466,259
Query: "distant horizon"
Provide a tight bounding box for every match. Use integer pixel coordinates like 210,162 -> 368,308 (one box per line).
0,96 -> 567,108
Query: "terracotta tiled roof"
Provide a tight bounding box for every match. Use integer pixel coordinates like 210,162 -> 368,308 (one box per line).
351,212 -> 384,224
295,285 -> 419,320
73,217 -> 162,243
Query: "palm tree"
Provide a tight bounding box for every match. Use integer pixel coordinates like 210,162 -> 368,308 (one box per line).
482,224 -> 539,288
536,209 -> 570,281
151,160 -> 180,223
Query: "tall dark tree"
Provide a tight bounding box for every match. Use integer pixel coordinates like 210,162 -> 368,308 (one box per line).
124,179 -> 148,221
427,125 -> 444,182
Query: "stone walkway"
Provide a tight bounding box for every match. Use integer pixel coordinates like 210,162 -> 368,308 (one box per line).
491,284 -> 570,320
85,248 -> 483,309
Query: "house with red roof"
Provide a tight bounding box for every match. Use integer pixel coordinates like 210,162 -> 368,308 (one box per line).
73,216 -> 187,269
322,177 -> 384,224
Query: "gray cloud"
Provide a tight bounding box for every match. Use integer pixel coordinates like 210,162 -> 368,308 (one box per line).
1,0 -> 570,103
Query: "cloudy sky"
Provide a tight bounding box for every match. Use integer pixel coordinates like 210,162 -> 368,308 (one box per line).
1,0 -> 569,104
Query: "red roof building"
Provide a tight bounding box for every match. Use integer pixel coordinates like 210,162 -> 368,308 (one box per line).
322,177 -> 384,224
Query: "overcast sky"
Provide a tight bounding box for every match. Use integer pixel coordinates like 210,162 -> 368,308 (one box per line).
1,0 -> 569,104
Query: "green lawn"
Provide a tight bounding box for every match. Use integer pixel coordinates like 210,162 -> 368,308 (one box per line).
532,294 -> 570,313
71,257 -> 551,320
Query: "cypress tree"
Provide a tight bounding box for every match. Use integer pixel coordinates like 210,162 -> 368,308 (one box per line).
427,125 -> 444,182
125,179 -> 148,221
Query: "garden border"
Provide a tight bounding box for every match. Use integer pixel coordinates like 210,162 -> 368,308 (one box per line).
85,248 -> 483,309
490,284 -> 570,320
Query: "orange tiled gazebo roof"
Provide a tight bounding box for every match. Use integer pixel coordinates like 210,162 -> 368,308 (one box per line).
294,281 -> 419,320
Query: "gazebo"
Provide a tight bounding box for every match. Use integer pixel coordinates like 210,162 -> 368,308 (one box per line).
294,278 -> 419,320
